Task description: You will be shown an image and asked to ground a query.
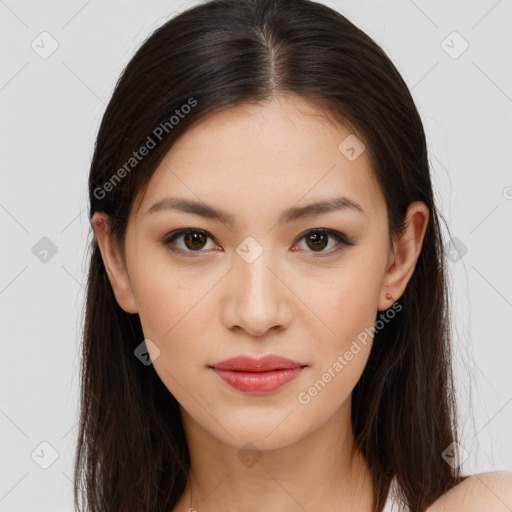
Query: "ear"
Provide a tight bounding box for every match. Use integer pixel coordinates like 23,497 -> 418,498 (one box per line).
91,212 -> 138,314
378,201 -> 430,311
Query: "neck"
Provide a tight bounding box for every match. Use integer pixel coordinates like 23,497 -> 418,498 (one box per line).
174,400 -> 374,512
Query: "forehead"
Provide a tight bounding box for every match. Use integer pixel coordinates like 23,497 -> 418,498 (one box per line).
134,94 -> 385,225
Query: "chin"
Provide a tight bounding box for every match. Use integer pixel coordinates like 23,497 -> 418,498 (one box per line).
222,428 -> 303,453
211,408 -> 310,450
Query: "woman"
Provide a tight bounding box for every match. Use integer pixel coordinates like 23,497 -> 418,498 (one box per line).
76,0 -> 512,510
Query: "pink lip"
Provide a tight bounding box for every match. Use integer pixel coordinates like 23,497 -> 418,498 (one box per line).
210,355 -> 306,394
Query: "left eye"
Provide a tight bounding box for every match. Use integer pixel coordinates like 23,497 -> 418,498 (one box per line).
293,229 -> 351,255
163,228 -> 353,257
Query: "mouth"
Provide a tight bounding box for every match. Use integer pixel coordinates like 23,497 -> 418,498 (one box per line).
209,354 -> 307,395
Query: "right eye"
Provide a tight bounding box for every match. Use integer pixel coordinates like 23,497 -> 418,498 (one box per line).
163,228 -> 219,257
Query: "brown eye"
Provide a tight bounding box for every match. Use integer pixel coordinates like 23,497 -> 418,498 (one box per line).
293,229 -> 353,257
163,229 -> 217,255
182,231 -> 208,250
305,231 -> 329,251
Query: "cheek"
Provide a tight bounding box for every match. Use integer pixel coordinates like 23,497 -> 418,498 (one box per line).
133,269 -> 211,410
128,243 -> 207,339
291,249 -> 384,411
293,274 -> 377,423
129,251 -> 221,385
296,257 -> 383,357
135,276 -> 209,355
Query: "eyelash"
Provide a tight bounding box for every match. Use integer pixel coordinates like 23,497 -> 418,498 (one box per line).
162,228 -> 354,258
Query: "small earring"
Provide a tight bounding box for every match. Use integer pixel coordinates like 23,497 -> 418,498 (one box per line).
386,292 -> 394,301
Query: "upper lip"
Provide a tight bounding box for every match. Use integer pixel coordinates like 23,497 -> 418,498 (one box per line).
210,354 -> 306,372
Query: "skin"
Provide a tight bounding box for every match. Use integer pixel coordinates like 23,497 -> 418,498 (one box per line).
92,94 -> 512,511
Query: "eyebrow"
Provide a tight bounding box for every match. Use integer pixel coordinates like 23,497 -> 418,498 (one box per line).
144,196 -> 365,225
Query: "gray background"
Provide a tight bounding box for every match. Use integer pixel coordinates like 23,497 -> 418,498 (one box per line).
1,0 -> 511,510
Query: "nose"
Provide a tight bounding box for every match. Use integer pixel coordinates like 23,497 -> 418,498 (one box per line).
221,245 -> 293,338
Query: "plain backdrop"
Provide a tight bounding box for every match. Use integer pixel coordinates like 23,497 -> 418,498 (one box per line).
1,0 -> 511,510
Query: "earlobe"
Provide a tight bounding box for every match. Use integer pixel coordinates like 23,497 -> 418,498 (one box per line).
378,201 -> 429,311
91,212 -> 138,314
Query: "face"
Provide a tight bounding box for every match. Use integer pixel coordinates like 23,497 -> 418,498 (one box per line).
93,94 -> 427,451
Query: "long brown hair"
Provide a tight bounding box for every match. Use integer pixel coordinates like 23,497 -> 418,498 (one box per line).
76,1 -> 464,510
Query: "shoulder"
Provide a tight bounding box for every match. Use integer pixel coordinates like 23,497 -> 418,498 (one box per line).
426,471 -> 512,512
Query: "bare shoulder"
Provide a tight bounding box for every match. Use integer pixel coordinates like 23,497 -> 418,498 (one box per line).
427,471 -> 512,512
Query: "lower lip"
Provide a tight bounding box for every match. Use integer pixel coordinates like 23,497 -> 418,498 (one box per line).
211,367 -> 304,394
